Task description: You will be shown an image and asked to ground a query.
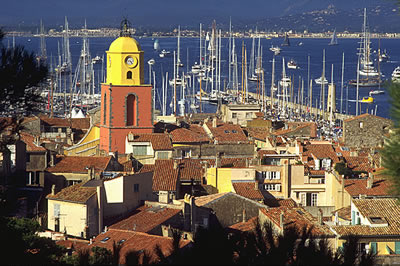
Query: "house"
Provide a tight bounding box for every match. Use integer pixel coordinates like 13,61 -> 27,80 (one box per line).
342,114 -> 392,148
22,115 -> 91,146
125,133 -> 173,164
109,204 -> 183,236
273,122 -> 317,138
169,124 -> 210,158
152,160 -> 180,203
47,171 -> 154,238
329,198 -> 400,255
259,206 -> 333,236
63,124 -> 101,156
85,229 -> 191,265
220,103 -> 262,126
45,155 -> 123,194
189,192 -> 267,228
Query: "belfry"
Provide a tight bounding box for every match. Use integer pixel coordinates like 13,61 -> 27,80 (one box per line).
99,19 -> 153,154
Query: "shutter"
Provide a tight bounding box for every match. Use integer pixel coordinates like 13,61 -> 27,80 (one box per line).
351,211 -> 355,225
306,193 -> 312,206
276,171 -> 281,180
395,242 -> 400,254
267,172 -> 271,179
370,242 -> 377,255
275,184 -> 281,192
54,204 -> 60,218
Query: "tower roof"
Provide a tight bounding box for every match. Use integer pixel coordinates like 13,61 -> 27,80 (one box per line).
108,36 -> 141,53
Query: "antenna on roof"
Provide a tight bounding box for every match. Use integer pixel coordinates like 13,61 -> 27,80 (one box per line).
120,18 -> 132,37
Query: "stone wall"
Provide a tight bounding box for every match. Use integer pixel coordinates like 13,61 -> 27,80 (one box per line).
343,115 -> 392,148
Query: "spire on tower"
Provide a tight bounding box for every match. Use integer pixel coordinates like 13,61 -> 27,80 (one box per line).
120,19 -> 132,37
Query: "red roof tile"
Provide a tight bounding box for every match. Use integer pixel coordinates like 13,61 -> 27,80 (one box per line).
138,164 -> 156,174
246,127 -> 270,141
343,177 -> 390,197
19,132 -> 46,152
46,155 -> 112,173
109,205 -> 182,233
228,216 -> 258,232
39,116 -> 90,129
46,182 -> 97,203
152,160 -> 179,192
260,206 -> 332,236
127,133 -> 173,150
87,229 -> 190,264
206,122 -> 248,144
232,182 -> 264,201
170,127 -> 210,143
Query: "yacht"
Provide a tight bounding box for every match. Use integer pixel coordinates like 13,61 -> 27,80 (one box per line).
314,77 -> 328,85
269,46 -> 281,55
287,59 -> 299,69
392,66 -> 400,83
159,49 -> 171,58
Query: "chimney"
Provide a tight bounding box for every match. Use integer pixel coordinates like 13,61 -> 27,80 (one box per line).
215,153 -> 221,168
279,212 -> 284,229
50,153 -> 55,167
334,211 -> 339,226
318,209 -> 323,225
242,209 -> 246,223
212,117 -> 217,128
51,184 -> 56,195
173,160 -> 178,170
245,158 -> 249,168
254,182 -> 258,190
367,173 -> 374,189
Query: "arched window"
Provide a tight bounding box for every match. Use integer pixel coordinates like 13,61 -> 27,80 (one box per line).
126,94 -> 137,126
127,71 -> 132,79
103,93 -> 107,125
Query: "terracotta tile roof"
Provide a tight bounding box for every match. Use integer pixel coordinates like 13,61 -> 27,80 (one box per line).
194,192 -> 229,207
232,182 -> 264,201
152,160 -> 179,192
260,207 -> 333,236
206,122 -> 249,144
46,182 -> 97,203
46,155 -> 112,173
303,143 -> 340,163
343,113 -> 392,123
138,164 -> 156,174
39,116 -> 90,129
343,156 -> 372,172
331,198 -> 400,237
87,229 -> 190,265
343,177 -> 390,197
109,205 -> 182,233
246,127 -> 270,141
19,132 -> 46,152
332,206 -> 351,221
277,198 -> 298,208
258,150 -> 278,157
56,238 -> 90,250
170,127 -> 210,143
267,136 -> 286,147
127,133 -> 173,150
176,159 -> 204,182
228,216 -> 258,233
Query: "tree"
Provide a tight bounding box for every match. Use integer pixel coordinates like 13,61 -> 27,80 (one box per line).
381,82 -> 400,196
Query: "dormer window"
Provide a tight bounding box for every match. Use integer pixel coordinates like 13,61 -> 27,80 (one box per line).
368,216 -> 388,227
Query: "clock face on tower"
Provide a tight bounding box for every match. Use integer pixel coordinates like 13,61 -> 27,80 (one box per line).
125,56 -> 137,68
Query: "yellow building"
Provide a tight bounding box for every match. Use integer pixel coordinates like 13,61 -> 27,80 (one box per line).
64,125 -> 100,156
329,198 -> 400,255
206,167 -> 256,193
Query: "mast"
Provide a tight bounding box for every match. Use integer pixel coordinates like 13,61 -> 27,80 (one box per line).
228,18 -> 232,87
340,52 -> 345,114
271,55 -> 275,111
356,60 -> 360,116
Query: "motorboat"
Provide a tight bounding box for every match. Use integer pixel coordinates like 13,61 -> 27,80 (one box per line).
392,66 -> 400,83
314,77 -> 328,85
287,59 -> 299,69
369,90 -> 384,95
159,49 -> 171,58
360,96 -> 374,103
269,46 -> 281,55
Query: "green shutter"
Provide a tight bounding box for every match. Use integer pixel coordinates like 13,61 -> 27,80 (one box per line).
370,242 -> 377,255
351,211 -> 355,225
395,242 -> 400,254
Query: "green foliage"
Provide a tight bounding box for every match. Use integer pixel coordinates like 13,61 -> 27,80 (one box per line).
0,216 -> 65,265
381,82 -> 400,196
89,246 -> 113,265
334,161 -> 353,177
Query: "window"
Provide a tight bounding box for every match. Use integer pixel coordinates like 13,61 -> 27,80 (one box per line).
263,184 -> 281,191
103,93 -> 107,124
261,171 -> 281,180
181,149 -> 191,158
132,145 -> 148,156
126,94 -> 137,126
232,112 -> 237,119
134,184 -> 139,192
54,204 -> 60,218
26,154 -> 30,163
246,112 -> 252,119
158,151 -> 169,159
359,122 -> 364,128
311,193 -> 318,206
127,71 -> 132,79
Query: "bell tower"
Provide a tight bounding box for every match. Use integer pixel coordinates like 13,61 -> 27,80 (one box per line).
100,19 -> 153,154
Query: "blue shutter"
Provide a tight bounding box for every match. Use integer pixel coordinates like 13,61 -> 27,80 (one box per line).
370,242 -> 377,255
395,242 -> 400,254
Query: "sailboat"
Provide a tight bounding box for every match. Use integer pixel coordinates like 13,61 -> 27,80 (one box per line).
328,29 -> 338,46
281,33 -> 290,46
153,39 -> 160,51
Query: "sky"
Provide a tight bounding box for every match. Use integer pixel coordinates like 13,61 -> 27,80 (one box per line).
0,0 -> 389,29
